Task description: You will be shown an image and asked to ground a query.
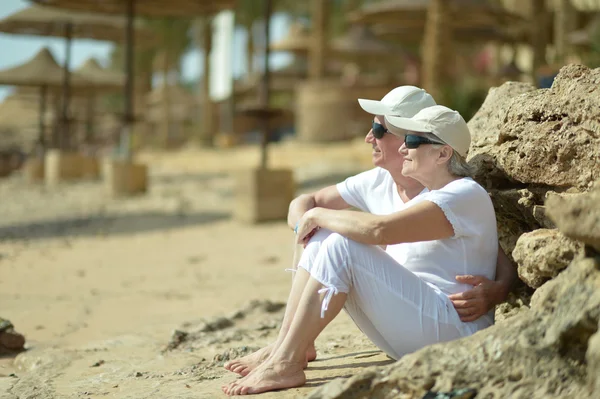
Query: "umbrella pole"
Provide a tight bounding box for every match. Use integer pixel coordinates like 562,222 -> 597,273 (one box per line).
38,85 -> 47,156
259,0 -> 272,170
61,22 -> 73,152
121,0 -> 135,162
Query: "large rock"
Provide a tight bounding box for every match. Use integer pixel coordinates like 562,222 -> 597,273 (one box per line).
468,65 -> 600,190
545,188 -> 600,252
308,258 -> 600,399
587,323 -> 600,394
468,81 -> 536,147
488,188 -> 548,255
513,229 -> 584,288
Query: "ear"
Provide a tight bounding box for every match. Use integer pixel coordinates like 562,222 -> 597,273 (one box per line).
436,145 -> 453,164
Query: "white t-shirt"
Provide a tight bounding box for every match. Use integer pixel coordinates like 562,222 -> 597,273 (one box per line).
337,169 -> 498,324
336,167 -> 415,215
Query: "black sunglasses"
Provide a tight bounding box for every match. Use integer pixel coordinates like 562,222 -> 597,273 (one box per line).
371,121 -> 388,139
404,134 -> 445,149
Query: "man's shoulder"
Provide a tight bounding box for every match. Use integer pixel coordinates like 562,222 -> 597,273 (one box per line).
346,167 -> 391,186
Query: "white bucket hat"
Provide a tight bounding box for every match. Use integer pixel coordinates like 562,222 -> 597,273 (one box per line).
385,105 -> 471,157
358,85 -> 436,118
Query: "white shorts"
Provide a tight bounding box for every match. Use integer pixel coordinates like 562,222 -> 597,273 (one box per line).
296,229 -> 478,360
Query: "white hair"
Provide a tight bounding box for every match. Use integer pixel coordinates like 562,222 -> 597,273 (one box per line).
423,132 -> 473,177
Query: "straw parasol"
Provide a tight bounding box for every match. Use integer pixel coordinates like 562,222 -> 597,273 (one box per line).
75,58 -> 125,92
269,22 -> 311,55
0,5 -> 157,151
349,0 -> 523,28
0,47 -> 93,150
0,5 -> 155,44
330,25 -> 408,60
570,0 -> 600,10
32,0 -> 236,161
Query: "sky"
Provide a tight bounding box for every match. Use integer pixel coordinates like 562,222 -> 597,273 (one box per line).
0,0 -> 292,102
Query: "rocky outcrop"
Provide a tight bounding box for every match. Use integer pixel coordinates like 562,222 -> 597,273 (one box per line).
513,229 -> 584,288
468,64 -> 600,190
465,66 -> 600,256
546,189 -> 600,252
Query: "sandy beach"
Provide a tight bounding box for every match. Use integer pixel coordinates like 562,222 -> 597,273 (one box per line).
0,139 -> 395,398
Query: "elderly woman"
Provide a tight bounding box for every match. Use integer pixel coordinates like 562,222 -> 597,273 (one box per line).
223,105 -> 498,396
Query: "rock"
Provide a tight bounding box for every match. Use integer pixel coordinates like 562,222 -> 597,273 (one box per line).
468,65 -> 600,190
513,229 -> 584,288
545,188 -> 600,252
468,81 -> 536,146
587,323 -> 600,395
488,188 -> 547,256
494,286 -> 533,323
308,258 -> 600,399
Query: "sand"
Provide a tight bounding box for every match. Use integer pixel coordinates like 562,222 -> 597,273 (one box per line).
0,140 -> 394,398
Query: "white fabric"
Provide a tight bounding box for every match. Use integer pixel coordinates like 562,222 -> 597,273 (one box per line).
385,178 -> 498,298
334,171 -> 497,332
357,85 -> 436,117
336,167 -> 422,215
298,229 -> 475,360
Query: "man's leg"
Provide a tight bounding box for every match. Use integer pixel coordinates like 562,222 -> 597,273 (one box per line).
224,230 -> 334,375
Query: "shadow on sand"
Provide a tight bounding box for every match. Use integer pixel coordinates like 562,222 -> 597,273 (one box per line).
0,211 -> 230,241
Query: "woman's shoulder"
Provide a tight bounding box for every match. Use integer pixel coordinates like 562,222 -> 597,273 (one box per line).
440,177 -> 487,196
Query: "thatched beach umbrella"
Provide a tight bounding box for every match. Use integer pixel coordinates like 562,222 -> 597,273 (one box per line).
0,47 -> 92,150
32,0 -> 235,161
269,22 -> 311,56
348,0 -> 524,102
74,58 -> 126,146
0,5 -> 156,150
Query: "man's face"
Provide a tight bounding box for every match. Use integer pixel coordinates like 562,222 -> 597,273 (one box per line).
364,115 -> 407,172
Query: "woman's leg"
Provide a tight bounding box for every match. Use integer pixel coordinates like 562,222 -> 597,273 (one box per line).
223,274 -> 347,396
224,229 -> 334,375
316,234 -> 468,359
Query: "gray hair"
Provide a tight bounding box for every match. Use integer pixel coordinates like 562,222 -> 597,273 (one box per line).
422,132 -> 473,177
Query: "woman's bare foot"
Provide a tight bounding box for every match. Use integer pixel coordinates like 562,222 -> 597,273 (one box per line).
224,343 -> 317,377
221,359 -> 306,396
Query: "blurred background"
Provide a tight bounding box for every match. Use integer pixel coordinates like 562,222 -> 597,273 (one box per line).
0,0 -> 598,159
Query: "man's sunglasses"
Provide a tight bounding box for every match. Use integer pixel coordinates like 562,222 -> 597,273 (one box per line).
372,121 -> 388,139
404,134 -> 445,149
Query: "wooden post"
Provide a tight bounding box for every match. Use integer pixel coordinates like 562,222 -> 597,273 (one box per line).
531,0 -> 549,84
121,0 -> 135,161
259,0 -> 272,169
555,0 -> 577,64
309,0 -> 327,80
202,17 -> 214,145
422,0 -> 452,104
60,22 -> 73,151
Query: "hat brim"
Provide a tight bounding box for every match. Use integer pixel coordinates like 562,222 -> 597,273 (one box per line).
357,99 -> 392,116
384,115 -> 431,136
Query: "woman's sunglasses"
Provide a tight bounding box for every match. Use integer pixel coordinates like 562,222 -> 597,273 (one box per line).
404,134 -> 445,149
371,121 -> 388,139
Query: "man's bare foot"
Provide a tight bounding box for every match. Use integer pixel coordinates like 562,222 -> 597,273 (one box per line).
224,343 -> 317,377
221,360 -> 306,396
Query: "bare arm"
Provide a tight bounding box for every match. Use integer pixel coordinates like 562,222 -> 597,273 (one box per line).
449,244 -> 517,322
296,201 -> 454,246
287,185 -> 350,230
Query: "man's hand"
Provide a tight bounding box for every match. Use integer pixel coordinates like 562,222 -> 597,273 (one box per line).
448,275 -> 508,322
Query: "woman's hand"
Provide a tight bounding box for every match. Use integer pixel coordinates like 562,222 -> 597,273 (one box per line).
295,208 -> 320,246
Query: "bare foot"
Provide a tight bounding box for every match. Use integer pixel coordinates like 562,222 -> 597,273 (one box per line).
221,360 -> 306,396
224,343 -> 317,377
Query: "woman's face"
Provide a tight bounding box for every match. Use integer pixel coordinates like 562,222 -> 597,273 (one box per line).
398,132 -> 444,179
